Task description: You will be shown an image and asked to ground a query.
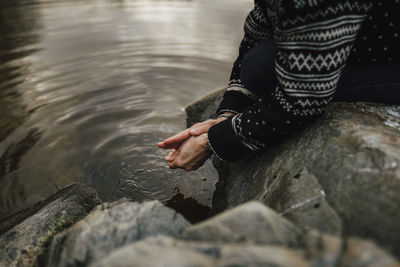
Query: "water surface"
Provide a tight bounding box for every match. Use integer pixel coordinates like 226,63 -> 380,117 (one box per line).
0,0 -> 252,218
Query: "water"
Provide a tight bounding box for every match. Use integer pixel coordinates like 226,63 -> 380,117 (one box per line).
0,0 -> 252,219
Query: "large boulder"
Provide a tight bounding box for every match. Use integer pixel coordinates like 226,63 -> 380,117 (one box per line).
180,201 -> 343,267
0,183 -> 101,267
180,201 -> 302,246
92,201 -> 398,267
186,89 -> 400,256
91,235 -> 309,267
45,200 -> 191,267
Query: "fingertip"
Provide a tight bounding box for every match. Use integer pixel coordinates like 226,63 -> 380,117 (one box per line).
157,142 -> 164,147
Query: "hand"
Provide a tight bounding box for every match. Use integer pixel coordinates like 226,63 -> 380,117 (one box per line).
165,133 -> 212,171
157,112 -> 233,150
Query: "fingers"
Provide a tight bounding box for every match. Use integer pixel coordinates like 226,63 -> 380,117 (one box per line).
190,120 -> 215,136
158,120 -> 218,148
190,124 -> 210,136
158,129 -> 191,149
190,118 -> 227,136
165,149 -> 178,161
165,136 -> 210,172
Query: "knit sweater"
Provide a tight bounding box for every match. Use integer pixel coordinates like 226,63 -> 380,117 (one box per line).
208,0 -> 400,161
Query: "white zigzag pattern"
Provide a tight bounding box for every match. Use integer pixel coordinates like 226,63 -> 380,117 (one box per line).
282,2 -> 372,27
278,77 -> 339,92
245,18 -> 273,40
276,23 -> 360,43
295,98 -> 331,107
278,45 -> 352,72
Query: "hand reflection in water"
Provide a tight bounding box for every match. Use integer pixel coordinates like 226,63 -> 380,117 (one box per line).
157,114 -> 232,171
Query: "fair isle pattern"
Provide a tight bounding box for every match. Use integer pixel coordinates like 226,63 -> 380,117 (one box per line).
281,1 -> 373,28
220,0 -> 376,151
214,0 -> 400,156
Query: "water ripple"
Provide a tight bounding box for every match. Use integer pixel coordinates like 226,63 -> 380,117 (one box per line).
0,0 -> 252,218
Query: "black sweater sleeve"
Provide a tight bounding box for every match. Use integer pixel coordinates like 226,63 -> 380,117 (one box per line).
216,0 -> 273,116
209,0 -> 373,161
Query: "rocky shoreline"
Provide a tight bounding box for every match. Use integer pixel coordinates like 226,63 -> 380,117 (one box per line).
1,89 -> 400,266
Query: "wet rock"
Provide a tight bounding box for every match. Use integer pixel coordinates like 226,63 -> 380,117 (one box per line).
0,183 -> 100,267
45,200 -> 191,267
186,89 -> 400,256
180,201 -> 302,246
92,235 -> 309,267
340,238 -> 400,267
165,193 -> 211,223
185,89 -> 224,127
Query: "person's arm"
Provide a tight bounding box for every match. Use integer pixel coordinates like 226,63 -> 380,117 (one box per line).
158,1 -> 272,151
217,0 -> 273,116
208,0 -> 374,161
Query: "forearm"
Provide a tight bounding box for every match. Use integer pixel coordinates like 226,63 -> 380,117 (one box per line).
216,0 -> 273,116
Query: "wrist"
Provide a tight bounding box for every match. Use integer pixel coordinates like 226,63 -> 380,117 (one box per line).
217,112 -> 234,121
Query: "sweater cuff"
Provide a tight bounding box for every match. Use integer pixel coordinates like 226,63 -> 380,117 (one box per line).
208,117 -> 252,161
216,90 -> 254,116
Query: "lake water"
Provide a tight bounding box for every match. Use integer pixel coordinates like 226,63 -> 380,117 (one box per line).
0,0 -> 252,219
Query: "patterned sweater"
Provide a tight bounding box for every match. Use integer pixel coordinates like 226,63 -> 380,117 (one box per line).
208,0 -> 400,161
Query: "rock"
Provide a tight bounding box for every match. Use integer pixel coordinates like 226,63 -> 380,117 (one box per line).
340,238 -> 400,267
180,201 -> 302,246
186,89 -> 400,256
92,235 -> 309,267
91,202 -> 398,267
91,236 -> 216,267
181,201 -> 344,267
264,167 -> 342,235
0,183 -> 100,267
185,89 -> 224,127
45,200 -> 191,267
303,230 -> 343,267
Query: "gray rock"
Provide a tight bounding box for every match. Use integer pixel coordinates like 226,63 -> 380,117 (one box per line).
92,235 -> 309,267
181,201 -> 343,267
45,200 -> 191,267
186,89 -> 400,256
303,230 -> 343,267
185,89 -> 224,127
91,235 -> 216,267
340,238 -> 400,267
180,201 -> 302,246
0,183 -> 100,267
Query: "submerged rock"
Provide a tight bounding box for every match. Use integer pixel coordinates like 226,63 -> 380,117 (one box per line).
186,89 -> 400,256
0,183 -> 100,267
45,200 -> 191,267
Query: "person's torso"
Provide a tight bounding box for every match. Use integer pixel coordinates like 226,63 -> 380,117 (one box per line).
260,0 -> 400,64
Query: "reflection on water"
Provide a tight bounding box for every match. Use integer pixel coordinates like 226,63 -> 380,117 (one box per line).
0,0 -> 252,218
